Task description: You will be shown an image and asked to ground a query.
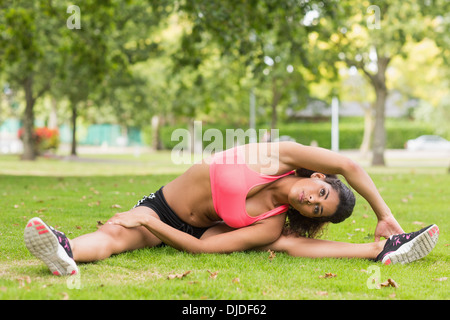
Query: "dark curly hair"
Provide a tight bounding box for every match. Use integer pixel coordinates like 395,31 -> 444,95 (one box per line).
283,168 -> 355,238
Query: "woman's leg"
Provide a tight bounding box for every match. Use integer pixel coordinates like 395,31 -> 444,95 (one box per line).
258,234 -> 386,259
200,223 -> 438,265
200,222 -> 385,259
199,223 -> 385,259
70,206 -> 162,262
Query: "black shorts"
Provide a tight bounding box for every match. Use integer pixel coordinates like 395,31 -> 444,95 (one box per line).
133,187 -> 209,239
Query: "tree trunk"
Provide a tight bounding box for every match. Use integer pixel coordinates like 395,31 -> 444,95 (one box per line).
359,102 -> 374,158
21,76 -> 36,160
371,56 -> 390,166
372,85 -> 387,165
271,78 -> 281,130
151,115 -> 162,150
48,97 -> 58,129
70,102 -> 78,156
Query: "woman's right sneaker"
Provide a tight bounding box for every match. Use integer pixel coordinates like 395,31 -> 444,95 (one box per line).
376,224 -> 439,265
24,217 -> 78,276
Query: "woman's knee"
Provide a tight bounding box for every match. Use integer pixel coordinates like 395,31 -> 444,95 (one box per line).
265,234 -> 309,253
100,216 -> 161,250
99,222 -> 125,238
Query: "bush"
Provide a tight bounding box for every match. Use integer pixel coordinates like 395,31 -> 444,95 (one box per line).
156,118 -> 434,150
18,127 -> 60,154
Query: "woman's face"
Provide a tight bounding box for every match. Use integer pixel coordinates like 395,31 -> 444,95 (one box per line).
288,173 -> 339,219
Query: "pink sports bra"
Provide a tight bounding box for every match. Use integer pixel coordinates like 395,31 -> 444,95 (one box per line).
209,146 -> 295,228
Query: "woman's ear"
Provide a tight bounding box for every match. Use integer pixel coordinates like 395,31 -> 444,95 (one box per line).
310,172 -> 326,180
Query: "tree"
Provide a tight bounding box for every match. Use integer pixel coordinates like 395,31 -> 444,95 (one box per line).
1,0 -> 171,157
92,1 -> 171,151
316,0 -> 448,165
0,1 -> 59,159
56,0 -> 130,156
176,0 -> 335,129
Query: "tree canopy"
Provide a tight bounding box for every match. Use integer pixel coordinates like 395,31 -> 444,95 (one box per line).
0,0 -> 448,164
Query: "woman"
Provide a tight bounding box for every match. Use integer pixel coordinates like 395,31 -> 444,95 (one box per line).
24,142 -> 439,275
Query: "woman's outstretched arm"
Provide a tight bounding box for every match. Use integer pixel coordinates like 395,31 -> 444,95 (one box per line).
109,210 -> 285,253
278,141 -> 404,240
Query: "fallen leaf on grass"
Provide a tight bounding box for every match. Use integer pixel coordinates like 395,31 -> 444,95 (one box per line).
316,291 -> 328,296
34,208 -> 47,214
207,270 -> 219,279
87,201 -> 100,207
17,276 -> 31,288
90,187 -> 100,195
232,278 -> 240,284
111,204 -> 122,208
267,249 -> 276,262
380,278 -> 399,288
319,272 -> 337,279
401,194 -> 413,203
432,277 -> 447,282
167,270 -> 191,280
412,221 -> 425,227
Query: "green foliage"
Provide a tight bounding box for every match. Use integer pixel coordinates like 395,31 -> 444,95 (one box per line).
157,117 -> 434,150
0,0 -> 448,160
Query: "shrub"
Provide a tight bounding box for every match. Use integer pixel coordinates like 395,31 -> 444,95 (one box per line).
18,127 -> 60,154
157,118 -> 434,150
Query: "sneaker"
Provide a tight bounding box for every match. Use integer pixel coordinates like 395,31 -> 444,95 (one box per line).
24,217 -> 78,276
376,224 -> 439,265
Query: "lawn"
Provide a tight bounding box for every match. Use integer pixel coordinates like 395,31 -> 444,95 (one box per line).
0,152 -> 448,301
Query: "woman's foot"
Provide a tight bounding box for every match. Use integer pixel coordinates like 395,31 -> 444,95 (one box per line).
376,224 -> 439,265
24,217 -> 78,276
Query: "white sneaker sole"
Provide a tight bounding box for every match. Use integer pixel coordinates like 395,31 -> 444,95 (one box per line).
382,224 -> 439,265
24,217 -> 78,276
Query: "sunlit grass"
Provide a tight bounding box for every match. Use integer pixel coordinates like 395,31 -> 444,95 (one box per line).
0,152 -> 448,300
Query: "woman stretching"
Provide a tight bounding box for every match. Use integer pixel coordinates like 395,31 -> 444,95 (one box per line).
24,142 -> 439,275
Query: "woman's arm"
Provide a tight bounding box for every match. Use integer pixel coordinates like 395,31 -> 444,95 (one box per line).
279,142 -> 404,239
109,210 -> 285,253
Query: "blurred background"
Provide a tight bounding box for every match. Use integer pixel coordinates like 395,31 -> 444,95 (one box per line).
0,0 -> 449,167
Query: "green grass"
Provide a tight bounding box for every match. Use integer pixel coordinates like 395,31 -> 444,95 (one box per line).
0,153 -> 448,300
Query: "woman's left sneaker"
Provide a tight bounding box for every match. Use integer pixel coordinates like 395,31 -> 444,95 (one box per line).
376,224 -> 439,265
24,217 -> 78,276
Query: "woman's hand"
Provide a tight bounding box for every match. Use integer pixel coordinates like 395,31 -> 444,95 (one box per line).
374,215 -> 404,241
109,211 -> 149,228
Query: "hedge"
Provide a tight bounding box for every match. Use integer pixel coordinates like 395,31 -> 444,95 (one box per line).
157,118 -> 434,150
